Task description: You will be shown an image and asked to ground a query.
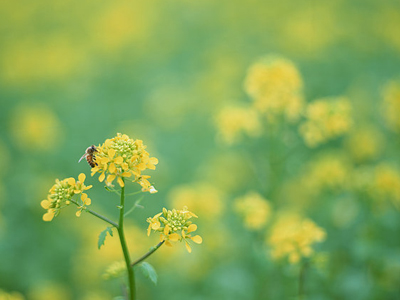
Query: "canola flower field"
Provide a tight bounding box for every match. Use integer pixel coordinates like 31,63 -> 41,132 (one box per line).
1,0 -> 400,299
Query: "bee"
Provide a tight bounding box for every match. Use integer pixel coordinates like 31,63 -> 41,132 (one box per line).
78,145 -> 98,168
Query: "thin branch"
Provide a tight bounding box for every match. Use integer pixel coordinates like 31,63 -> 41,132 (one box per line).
70,199 -> 118,228
131,241 -> 165,267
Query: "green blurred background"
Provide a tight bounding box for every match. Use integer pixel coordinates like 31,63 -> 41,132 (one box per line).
1,0 -> 400,299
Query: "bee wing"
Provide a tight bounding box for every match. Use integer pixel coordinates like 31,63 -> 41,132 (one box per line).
78,153 -> 87,163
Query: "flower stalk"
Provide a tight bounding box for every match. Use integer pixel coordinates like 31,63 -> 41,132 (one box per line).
131,241 -> 165,267
117,180 -> 136,300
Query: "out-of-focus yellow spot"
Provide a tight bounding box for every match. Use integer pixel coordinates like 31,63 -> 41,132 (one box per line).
1,36 -> 86,85
10,103 -> 63,151
369,164 -> 400,209
0,289 -> 25,300
382,80 -> 400,132
244,55 -> 304,123
168,183 -> 225,222
234,191 -> 272,230
346,127 -> 384,162
300,97 -> 352,147
215,105 -> 262,145
28,282 -> 70,300
267,212 -> 326,264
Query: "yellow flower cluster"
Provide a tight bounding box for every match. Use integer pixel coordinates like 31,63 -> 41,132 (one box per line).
234,192 -> 272,230
369,164 -> 400,208
168,183 -> 225,221
215,106 -> 262,145
302,154 -> 351,194
102,261 -> 126,280
299,97 -> 352,147
147,207 -> 202,253
267,213 -> 326,264
382,80 -> 400,132
40,173 -> 92,221
91,133 -> 158,191
346,127 -> 383,162
244,55 -> 304,122
0,289 -> 24,300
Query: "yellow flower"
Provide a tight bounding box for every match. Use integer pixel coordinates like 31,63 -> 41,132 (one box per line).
267,212 -> 326,264
215,105 -> 262,145
91,133 -> 158,191
102,261 -> 126,280
0,289 -> 25,300
244,55 -> 304,123
299,97 -> 352,147
368,163 -> 400,208
40,173 -> 92,221
382,80 -> 400,132
147,207 -> 202,253
234,192 -> 272,230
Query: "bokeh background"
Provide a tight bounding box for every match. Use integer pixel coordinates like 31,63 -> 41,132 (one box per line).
1,0 -> 400,299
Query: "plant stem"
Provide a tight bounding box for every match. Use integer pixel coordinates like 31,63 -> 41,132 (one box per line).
298,261 -> 307,300
70,199 -> 118,228
131,241 -> 165,267
117,181 -> 136,300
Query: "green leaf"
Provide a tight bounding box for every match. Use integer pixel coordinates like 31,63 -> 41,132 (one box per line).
98,227 -> 113,249
137,262 -> 158,285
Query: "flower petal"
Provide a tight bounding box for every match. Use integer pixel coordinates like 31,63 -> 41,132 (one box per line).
99,172 -> 105,182
108,148 -> 116,159
191,235 -> 203,244
187,224 -> 197,233
185,242 -> 192,253
117,177 -> 125,187
114,156 -> 123,164
107,174 -> 116,183
78,173 -> 86,183
67,177 -> 76,186
41,200 -> 51,209
169,233 -> 180,242
43,211 -> 55,221
109,163 -> 116,174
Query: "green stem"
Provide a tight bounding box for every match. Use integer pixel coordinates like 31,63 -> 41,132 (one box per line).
131,241 -> 165,267
117,181 -> 136,300
70,199 -> 118,228
298,261 -> 307,300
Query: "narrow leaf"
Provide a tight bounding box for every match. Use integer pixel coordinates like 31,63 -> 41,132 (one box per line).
138,262 -> 158,285
98,227 -> 113,249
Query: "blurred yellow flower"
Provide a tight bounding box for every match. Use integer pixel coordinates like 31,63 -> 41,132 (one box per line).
382,80 -> 400,132
299,97 -> 352,147
302,154 -> 351,195
147,207 -> 202,253
215,105 -> 262,145
102,260 -> 126,280
27,282 -> 70,300
0,289 -> 24,300
168,182 -> 225,222
41,173 -> 92,221
346,127 -> 384,162
9,103 -> 63,151
369,164 -> 400,208
244,55 -> 304,122
234,191 -> 272,230
91,133 -> 158,191
267,212 -> 326,264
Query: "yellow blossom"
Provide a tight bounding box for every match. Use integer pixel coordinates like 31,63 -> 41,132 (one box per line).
244,55 -> 304,122
368,164 -> 400,208
102,261 -> 126,280
147,207 -> 202,253
0,289 -> 25,300
267,212 -> 326,264
215,105 -> 262,145
345,127 -> 384,162
40,173 -> 92,221
382,80 -> 400,132
299,97 -> 352,147
90,133 -> 158,191
234,191 -> 272,230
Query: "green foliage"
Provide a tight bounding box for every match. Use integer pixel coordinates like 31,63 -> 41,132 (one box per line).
137,262 -> 158,285
98,227 -> 114,250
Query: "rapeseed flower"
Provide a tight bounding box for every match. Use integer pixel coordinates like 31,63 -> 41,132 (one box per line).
41,173 -> 92,221
267,213 -> 326,264
234,192 -> 272,230
215,105 -> 262,145
90,133 -> 158,191
382,80 -> 400,132
147,207 -> 202,253
299,97 -> 352,147
244,55 -> 304,122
